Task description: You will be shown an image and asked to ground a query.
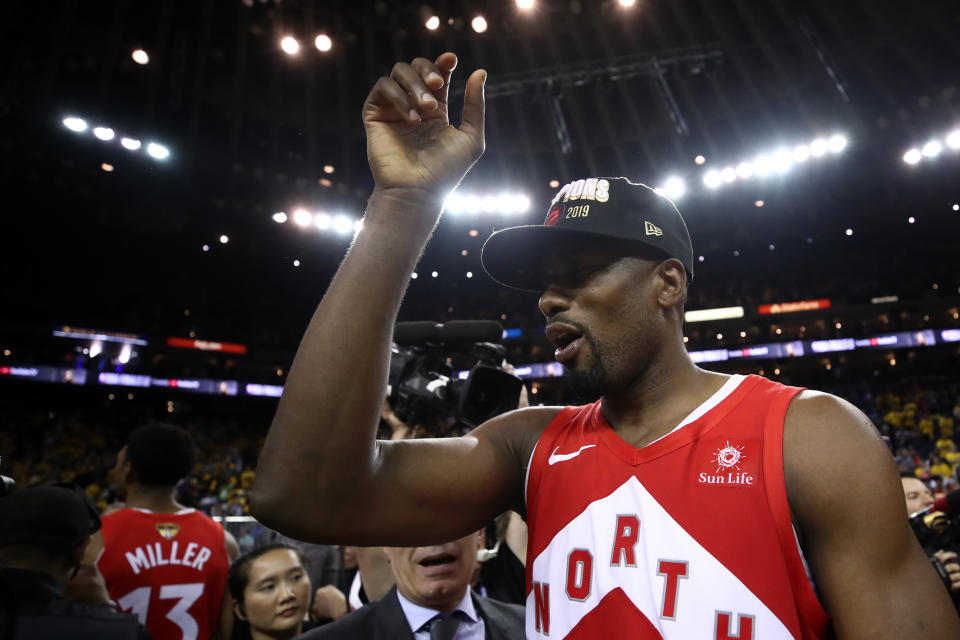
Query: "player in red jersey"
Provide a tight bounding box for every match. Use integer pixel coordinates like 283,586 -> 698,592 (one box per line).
250,51 -> 960,637
87,423 -> 234,640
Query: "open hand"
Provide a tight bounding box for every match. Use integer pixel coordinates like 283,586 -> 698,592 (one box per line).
362,52 -> 486,197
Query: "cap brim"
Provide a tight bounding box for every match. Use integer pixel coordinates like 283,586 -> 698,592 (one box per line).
481,225 -> 637,292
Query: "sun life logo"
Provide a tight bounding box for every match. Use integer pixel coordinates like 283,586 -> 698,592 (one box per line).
711,440 -> 745,473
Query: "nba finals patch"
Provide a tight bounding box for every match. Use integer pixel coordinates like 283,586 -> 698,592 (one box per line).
156,522 -> 180,540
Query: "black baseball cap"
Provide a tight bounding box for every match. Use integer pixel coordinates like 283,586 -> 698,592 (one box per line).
481,177 -> 694,291
0,485 -> 101,549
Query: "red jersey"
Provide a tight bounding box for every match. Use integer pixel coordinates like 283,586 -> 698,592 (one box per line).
97,507 -> 229,640
524,374 -> 829,639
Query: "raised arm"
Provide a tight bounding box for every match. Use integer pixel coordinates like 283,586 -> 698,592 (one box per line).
251,53 -> 538,545
785,391 -> 960,637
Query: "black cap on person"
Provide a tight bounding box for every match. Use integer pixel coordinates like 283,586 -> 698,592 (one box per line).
0,485 -> 101,549
481,177 -> 694,291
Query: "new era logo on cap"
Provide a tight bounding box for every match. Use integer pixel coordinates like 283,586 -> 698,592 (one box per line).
644,221 -> 663,236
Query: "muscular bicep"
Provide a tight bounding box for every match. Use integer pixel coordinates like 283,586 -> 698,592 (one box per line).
290,407 -> 554,546
784,392 -> 960,637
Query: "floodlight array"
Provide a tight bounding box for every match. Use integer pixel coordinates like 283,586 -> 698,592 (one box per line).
702,134 -> 847,189
443,192 -> 531,215
902,127 -> 960,165
273,209 -> 363,236
61,116 -> 170,161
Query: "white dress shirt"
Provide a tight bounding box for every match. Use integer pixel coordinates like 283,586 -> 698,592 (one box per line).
397,588 -> 485,640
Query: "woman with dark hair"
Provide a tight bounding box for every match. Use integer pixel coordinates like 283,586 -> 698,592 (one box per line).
228,543 -> 313,640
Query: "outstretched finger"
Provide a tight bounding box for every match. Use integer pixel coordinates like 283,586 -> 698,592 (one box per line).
432,52 -> 458,106
459,68 -> 487,141
366,76 -> 421,124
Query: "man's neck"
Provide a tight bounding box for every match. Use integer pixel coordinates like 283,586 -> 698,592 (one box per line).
124,484 -> 184,514
600,345 -> 730,448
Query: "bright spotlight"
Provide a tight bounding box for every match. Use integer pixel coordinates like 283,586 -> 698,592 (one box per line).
315,34 -> 332,52
810,138 -> 828,157
921,140 -> 942,157
471,16 -> 488,33
332,215 -> 353,234
118,344 -> 132,364
793,145 -> 810,162
845,228 -> 853,236
481,196 -> 498,213
131,49 -> 149,65
101,163 -> 114,172
721,167 -> 736,183
444,193 -> 464,214
281,36 -> 300,55
618,0 -> 636,6
293,209 -> 313,227
464,195 -> 481,214
772,149 -> 792,173
662,177 -> 686,199
93,127 -> 115,141
63,117 -> 87,132
694,155 -> 706,165
548,179 -> 560,188
735,162 -> 753,179
466,271 -> 473,278
353,219 -> 364,233
903,148 -> 922,164
752,155 -> 772,177
516,0 -> 535,8
146,142 -> 169,159
514,194 -> 531,212
120,137 -> 141,150
315,213 -> 331,230
272,212 -> 288,223
703,170 -> 722,188
89,341 -> 103,359
827,134 -> 847,153
947,129 -> 960,150
219,234 -> 229,244
425,15 -> 440,30
293,259 -> 300,267
431,271 -> 439,278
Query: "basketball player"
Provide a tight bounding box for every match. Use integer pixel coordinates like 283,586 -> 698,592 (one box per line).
251,52 -> 960,637
87,424 -> 234,640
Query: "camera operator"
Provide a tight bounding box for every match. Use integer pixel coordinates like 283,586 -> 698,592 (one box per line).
901,474 -> 960,598
0,485 -> 151,639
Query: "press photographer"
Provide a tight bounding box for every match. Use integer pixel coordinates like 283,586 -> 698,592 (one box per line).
901,475 -> 960,604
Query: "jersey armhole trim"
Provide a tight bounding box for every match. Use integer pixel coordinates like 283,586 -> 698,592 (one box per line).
762,386 -> 830,636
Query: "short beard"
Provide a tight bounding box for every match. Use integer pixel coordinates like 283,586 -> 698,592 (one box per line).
565,333 -> 608,403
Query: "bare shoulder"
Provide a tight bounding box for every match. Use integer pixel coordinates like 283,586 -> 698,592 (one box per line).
782,389 -> 894,533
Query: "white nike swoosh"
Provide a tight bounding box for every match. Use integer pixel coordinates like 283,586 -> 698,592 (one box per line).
548,444 -> 597,466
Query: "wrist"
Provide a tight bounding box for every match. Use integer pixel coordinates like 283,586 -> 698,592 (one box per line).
367,188 -> 446,224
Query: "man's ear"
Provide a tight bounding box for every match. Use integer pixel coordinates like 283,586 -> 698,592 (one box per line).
233,598 -> 247,621
655,259 -> 687,312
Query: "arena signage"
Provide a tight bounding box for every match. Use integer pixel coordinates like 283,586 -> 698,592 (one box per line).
757,299 -> 831,315
167,337 -> 248,354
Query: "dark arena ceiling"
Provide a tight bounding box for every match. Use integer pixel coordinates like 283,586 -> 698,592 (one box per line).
1,0 -> 959,355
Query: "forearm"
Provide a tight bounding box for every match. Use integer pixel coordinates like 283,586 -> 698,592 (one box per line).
252,189 -> 441,531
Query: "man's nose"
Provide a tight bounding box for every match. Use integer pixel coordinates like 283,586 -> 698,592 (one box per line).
539,284 -> 573,319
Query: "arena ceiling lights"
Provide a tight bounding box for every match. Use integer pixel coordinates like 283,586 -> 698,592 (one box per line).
61,116 -> 170,161
902,126 -> 960,165
443,192 -> 532,216
702,133 -> 847,189
273,208 -> 363,236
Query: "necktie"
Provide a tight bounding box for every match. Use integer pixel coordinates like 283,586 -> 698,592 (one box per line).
426,611 -> 463,640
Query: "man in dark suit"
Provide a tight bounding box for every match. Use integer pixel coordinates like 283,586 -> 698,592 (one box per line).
298,530 -> 524,640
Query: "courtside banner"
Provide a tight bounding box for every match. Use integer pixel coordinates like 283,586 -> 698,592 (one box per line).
757,299 -> 831,315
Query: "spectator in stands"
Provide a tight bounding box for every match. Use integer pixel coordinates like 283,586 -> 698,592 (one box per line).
86,423 -> 235,640
0,485 -> 150,639
299,530 -> 523,640
227,543 -> 313,639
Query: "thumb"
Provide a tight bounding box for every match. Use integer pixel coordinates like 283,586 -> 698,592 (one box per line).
459,69 -> 486,140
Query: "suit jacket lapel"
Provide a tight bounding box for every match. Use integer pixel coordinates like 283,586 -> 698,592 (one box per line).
375,587 -> 416,640
472,591 -> 521,640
